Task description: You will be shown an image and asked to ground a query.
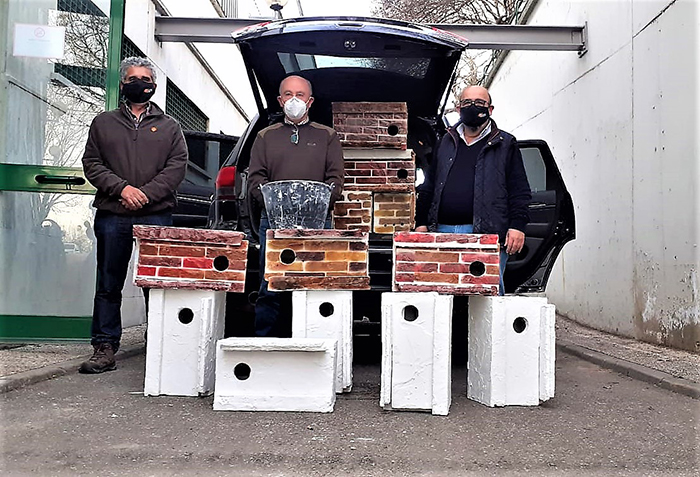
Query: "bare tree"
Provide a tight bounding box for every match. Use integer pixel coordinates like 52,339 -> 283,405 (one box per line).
55,11 -> 109,71
372,0 -> 520,102
373,0 -> 519,25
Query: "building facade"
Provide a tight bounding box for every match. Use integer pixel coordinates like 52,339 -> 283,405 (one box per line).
488,0 -> 699,351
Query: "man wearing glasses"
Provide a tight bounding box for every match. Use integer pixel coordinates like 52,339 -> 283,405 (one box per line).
415,85 -> 531,295
80,57 -> 188,373
248,75 -> 344,337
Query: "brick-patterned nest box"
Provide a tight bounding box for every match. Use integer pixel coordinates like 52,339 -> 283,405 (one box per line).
333,102 -> 408,149
133,226 -> 248,292
392,232 -> 500,295
342,149 -> 415,193
332,190 -> 372,233
264,229 -> 370,291
333,189 -> 415,235
373,192 -> 415,234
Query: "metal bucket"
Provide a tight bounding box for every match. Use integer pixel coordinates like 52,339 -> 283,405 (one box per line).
260,180 -> 333,229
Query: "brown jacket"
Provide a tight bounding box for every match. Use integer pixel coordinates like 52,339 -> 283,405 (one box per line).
82,102 -> 188,215
248,121 -> 344,209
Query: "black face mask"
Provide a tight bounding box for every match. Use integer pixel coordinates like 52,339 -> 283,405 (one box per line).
121,80 -> 156,104
460,105 -> 490,128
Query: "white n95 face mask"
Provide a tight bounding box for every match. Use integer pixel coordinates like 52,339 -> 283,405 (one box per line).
284,97 -> 308,121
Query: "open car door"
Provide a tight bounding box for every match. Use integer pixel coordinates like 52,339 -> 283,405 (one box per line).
504,140 -> 575,293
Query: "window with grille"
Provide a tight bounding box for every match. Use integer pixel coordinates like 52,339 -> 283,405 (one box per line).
215,0 -> 238,18
166,80 -> 208,132
121,36 -> 145,61
58,0 -> 106,17
53,0 -> 109,89
51,0 -> 109,111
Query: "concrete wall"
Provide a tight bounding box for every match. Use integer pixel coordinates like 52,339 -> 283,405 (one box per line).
125,0 -> 253,135
488,0 -> 699,352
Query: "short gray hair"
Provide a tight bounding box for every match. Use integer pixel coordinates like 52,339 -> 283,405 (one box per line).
119,57 -> 157,83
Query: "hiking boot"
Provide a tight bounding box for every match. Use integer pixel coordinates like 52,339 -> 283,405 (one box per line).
79,343 -> 116,374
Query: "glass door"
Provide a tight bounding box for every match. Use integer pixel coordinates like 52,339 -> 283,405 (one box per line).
0,0 -> 125,341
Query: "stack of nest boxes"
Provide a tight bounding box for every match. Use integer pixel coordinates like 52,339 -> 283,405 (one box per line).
331,102 -> 415,235
383,231 -> 557,413
259,229 -> 371,401
214,229 -> 370,412
381,231 -> 502,415
132,226 -> 248,397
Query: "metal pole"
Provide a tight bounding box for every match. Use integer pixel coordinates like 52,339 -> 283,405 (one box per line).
105,0 -> 126,111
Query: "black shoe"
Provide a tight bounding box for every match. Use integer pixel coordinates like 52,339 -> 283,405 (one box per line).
79,343 -> 117,374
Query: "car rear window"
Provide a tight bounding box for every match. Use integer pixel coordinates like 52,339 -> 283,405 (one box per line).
278,53 -> 431,79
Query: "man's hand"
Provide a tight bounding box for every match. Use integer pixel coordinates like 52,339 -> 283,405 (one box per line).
120,185 -> 149,211
505,228 -> 525,255
414,226 -> 429,232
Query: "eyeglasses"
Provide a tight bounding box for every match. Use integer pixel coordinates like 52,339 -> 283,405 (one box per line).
291,126 -> 299,145
458,99 -> 490,108
125,75 -> 154,84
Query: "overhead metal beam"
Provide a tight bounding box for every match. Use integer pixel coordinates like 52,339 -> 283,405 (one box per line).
431,24 -> 586,53
154,16 -> 586,54
155,17 -> 262,43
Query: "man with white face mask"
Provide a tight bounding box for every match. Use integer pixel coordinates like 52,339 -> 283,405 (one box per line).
248,75 -> 344,337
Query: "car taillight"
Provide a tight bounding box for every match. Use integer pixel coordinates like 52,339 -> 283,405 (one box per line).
430,26 -> 468,43
215,166 -> 236,200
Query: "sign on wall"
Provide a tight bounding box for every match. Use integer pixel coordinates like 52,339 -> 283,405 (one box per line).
13,24 -> 65,59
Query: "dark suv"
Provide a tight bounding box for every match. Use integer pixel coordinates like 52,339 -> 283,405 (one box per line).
209,17 -> 575,335
173,130 -> 238,228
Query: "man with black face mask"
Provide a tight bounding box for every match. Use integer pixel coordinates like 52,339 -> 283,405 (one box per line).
415,86 -> 531,295
80,57 -> 188,373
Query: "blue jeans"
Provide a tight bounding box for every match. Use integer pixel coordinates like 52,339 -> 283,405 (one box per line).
255,217 -> 332,337
92,210 -> 172,350
436,224 -> 508,296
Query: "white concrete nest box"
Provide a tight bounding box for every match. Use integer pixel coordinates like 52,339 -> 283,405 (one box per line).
144,289 -> 226,397
214,338 -> 338,413
380,292 -> 453,416
292,290 -> 354,393
467,296 -> 555,407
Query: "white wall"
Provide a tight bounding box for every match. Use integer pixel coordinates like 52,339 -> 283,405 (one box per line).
488,0 -> 699,351
124,0 -> 254,135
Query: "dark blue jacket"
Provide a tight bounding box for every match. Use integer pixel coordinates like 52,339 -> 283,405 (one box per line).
415,121 -> 531,242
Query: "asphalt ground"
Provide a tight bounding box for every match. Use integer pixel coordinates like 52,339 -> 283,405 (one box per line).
1,313 -> 698,475
1,350 -> 698,476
